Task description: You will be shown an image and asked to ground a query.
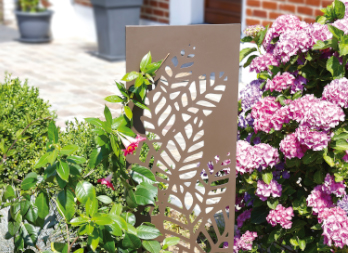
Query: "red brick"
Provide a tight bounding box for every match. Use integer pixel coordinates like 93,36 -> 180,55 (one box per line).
144,0 -> 149,4
144,7 -> 152,14
279,4 -> 295,12
146,16 -> 158,22
159,2 -> 169,9
297,6 -> 313,15
247,0 -> 260,7
304,17 -> 316,23
306,0 -> 320,6
164,11 -> 169,18
153,9 -> 164,16
322,0 -> 332,7
150,0 -> 158,7
288,0 -> 304,3
158,18 -> 169,24
246,8 -> 252,15
315,9 -> 324,16
262,20 -> 272,26
269,12 -> 283,19
246,19 -> 261,25
253,10 -> 267,18
263,1 -> 278,9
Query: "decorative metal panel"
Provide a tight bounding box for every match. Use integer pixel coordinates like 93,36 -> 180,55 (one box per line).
126,25 -> 240,252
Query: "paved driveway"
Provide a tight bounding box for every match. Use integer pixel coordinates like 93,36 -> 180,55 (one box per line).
0,25 -> 124,129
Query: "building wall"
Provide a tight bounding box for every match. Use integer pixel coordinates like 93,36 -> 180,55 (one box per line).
75,0 -> 92,7
245,0 -> 332,26
141,0 -> 169,24
0,0 -> 3,23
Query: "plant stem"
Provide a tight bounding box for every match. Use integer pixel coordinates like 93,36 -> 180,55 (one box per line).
68,236 -> 79,253
66,223 -> 71,251
0,117 -> 52,166
154,53 -> 170,74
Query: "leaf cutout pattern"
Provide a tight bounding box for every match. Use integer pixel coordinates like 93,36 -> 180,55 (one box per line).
127,46 -> 233,252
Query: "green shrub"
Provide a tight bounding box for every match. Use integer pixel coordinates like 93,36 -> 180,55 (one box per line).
0,76 -> 55,185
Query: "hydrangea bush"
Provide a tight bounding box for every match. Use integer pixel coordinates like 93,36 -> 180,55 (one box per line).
236,0 -> 348,252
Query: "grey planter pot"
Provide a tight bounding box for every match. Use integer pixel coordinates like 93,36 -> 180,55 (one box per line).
15,10 -> 53,43
91,0 -> 143,61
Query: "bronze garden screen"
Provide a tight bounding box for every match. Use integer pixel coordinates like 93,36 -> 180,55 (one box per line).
126,24 -> 241,252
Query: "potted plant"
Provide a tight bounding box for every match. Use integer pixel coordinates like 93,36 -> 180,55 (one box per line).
15,0 -> 53,43
91,0 -> 143,61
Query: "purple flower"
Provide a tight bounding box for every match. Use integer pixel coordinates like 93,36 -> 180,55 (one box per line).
255,180 -> 282,201
338,195 -> 348,214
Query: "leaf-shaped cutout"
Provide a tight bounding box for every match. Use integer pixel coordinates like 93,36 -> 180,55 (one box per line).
172,81 -> 188,89
165,66 -> 173,77
214,85 -> 226,91
181,93 -> 188,108
184,192 -> 193,210
178,163 -> 197,171
174,132 -> 186,151
167,140 -> 181,162
185,123 -> 193,139
170,91 -> 180,100
189,81 -> 197,101
169,194 -> 183,209
203,110 -> 212,116
172,56 -> 179,67
158,105 -> 171,127
188,107 -> 199,114
154,97 -> 167,115
179,170 -> 197,180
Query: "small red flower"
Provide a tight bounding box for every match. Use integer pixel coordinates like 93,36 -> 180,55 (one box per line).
97,174 -> 115,190
121,134 -> 147,156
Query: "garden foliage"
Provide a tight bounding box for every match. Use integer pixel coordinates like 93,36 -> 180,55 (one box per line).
1,53 -> 179,253
236,0 -> 348,252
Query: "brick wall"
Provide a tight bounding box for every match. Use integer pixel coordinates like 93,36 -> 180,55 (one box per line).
0,0 -> 3,23
74,0 -> 170,24
246,0 -> 332,26
141,0 -> 169,24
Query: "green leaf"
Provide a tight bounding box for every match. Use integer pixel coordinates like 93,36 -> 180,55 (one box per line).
131,165 -> 156,184
314,170 -> 324,184
132,100 -> 150,110
34,152 -> 50,169
110,214 -> 128,230
121,212 -> 136,226
140,52 -> 152,72
47,149 -> 58,165
335,172 -> 345,182
257,25 -> 268,46
87,229 -> 100,251
122,71 -> 140,82
22,173 -> 38,191
162,237 -> 180,249
97,195 -> 113,205
145,61 -> 161,74
9,219 -> 21,236
137,225 -> 162,240
142,240 -> 161,253
22,223 -> 38,246
76,181 -> 96,205
239,47 -> 257,62
112,115 -> 127,130
60,145 -> 79,156
110,203 -> 123,216
316,16 -> 327,25
103,229 -> 116,253
135,76 -> 144,88
250,206 -> 268,224
122,232 -> 142,249
118,126 -> 135,137
51,242 -> 68,252
241,36 -> 253,43
339,35 -> 348,56
135,182 -> 158,206
3,185 -> 15,201
73,249 -> 84,253
57,160 -> 70,182
262,172 -> 273,185
298,238 -> 306,251
35,191 -> 49,220
70,216 -> 89,226
25,205 -> 38,224
105,95 -> 124,103
92,214 -> 113,225
86,198 -> 98,217
124,106 -> 133,120
85,118 -> 104,128
20,200 -> 31,216
328,24 -> 344,39
67,156 -> 86,164
106,222 -> 123,237
333,139 -> 348,151
88,147 -> 103,169
48,121 -> 58,144
312,40 -> 333,50
243,55 -> 257,68
57,189 -> 75,221
104,105 -> 113,128
267,199 -> 279,210
334,0 -> 345,19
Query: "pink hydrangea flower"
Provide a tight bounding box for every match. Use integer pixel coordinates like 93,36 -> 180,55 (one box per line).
343,150 -> 348,162
322,174 -> 346,197
273,29 -> 314,63
280,133 -> 307,159
333,18 -> 348,35
252,96 -> 282,133
236,140 -> 280,175
266,204 -> 294,229
322,77 -> 348,108
249,53 -> 279,73
307,185 -> 334,214
237,209 -> 252,227
269,105 -> 290,131
255,180 -> 282,201
295,126 -> 331,151
301,100 -> 345,131
265,72 -> 296,93
288,94 -> 320,122
233,231 -> 258,252
263,15 -> 304,52
318,207 -> 348,248
244,25 -> 265,37
97,174 -> 115,191
308,23 -> 333,43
